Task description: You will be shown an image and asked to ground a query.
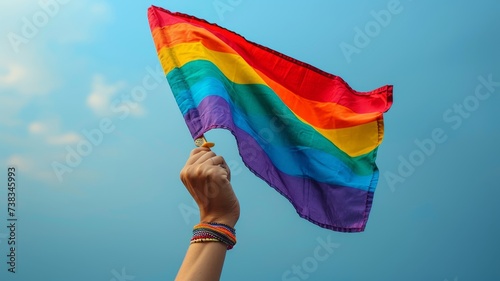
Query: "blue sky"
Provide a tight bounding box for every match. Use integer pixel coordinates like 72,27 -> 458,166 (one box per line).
0,0 -> 499,280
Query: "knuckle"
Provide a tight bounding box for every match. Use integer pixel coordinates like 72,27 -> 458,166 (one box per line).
179,168 -> 188,179
194,166 -> 207,178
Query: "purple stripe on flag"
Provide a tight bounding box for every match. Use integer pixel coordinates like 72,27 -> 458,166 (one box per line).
183,95 -> 374,232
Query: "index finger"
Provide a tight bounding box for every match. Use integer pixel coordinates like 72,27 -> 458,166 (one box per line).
185,147 -> 212,165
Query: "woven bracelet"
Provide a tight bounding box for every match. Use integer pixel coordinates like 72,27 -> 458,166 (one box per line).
191,222 -> 237,250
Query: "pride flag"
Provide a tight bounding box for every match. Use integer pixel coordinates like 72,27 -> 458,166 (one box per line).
148,6 -> 393,232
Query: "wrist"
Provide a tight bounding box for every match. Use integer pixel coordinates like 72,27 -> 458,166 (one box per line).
200,214 -> 238,228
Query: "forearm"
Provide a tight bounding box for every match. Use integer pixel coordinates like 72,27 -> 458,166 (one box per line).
175,242 -> 227,281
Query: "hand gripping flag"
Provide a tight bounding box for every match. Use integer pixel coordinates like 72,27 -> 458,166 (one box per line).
148,6 -> 393,232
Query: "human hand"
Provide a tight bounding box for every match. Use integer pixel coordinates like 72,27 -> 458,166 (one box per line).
180,147 -> 240,228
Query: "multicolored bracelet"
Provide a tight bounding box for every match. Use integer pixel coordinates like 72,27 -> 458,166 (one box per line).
190,222 -> 237,250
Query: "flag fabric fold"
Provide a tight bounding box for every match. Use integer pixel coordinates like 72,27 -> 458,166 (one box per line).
148,5 -> 393,232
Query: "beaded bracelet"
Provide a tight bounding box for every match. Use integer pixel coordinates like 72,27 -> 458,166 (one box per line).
190,222 -> 237,250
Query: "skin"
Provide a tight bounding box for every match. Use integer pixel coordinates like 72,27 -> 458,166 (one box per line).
175,147 -> 240,281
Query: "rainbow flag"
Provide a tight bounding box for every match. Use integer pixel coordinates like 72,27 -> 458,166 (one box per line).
148,6 -> 393,232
